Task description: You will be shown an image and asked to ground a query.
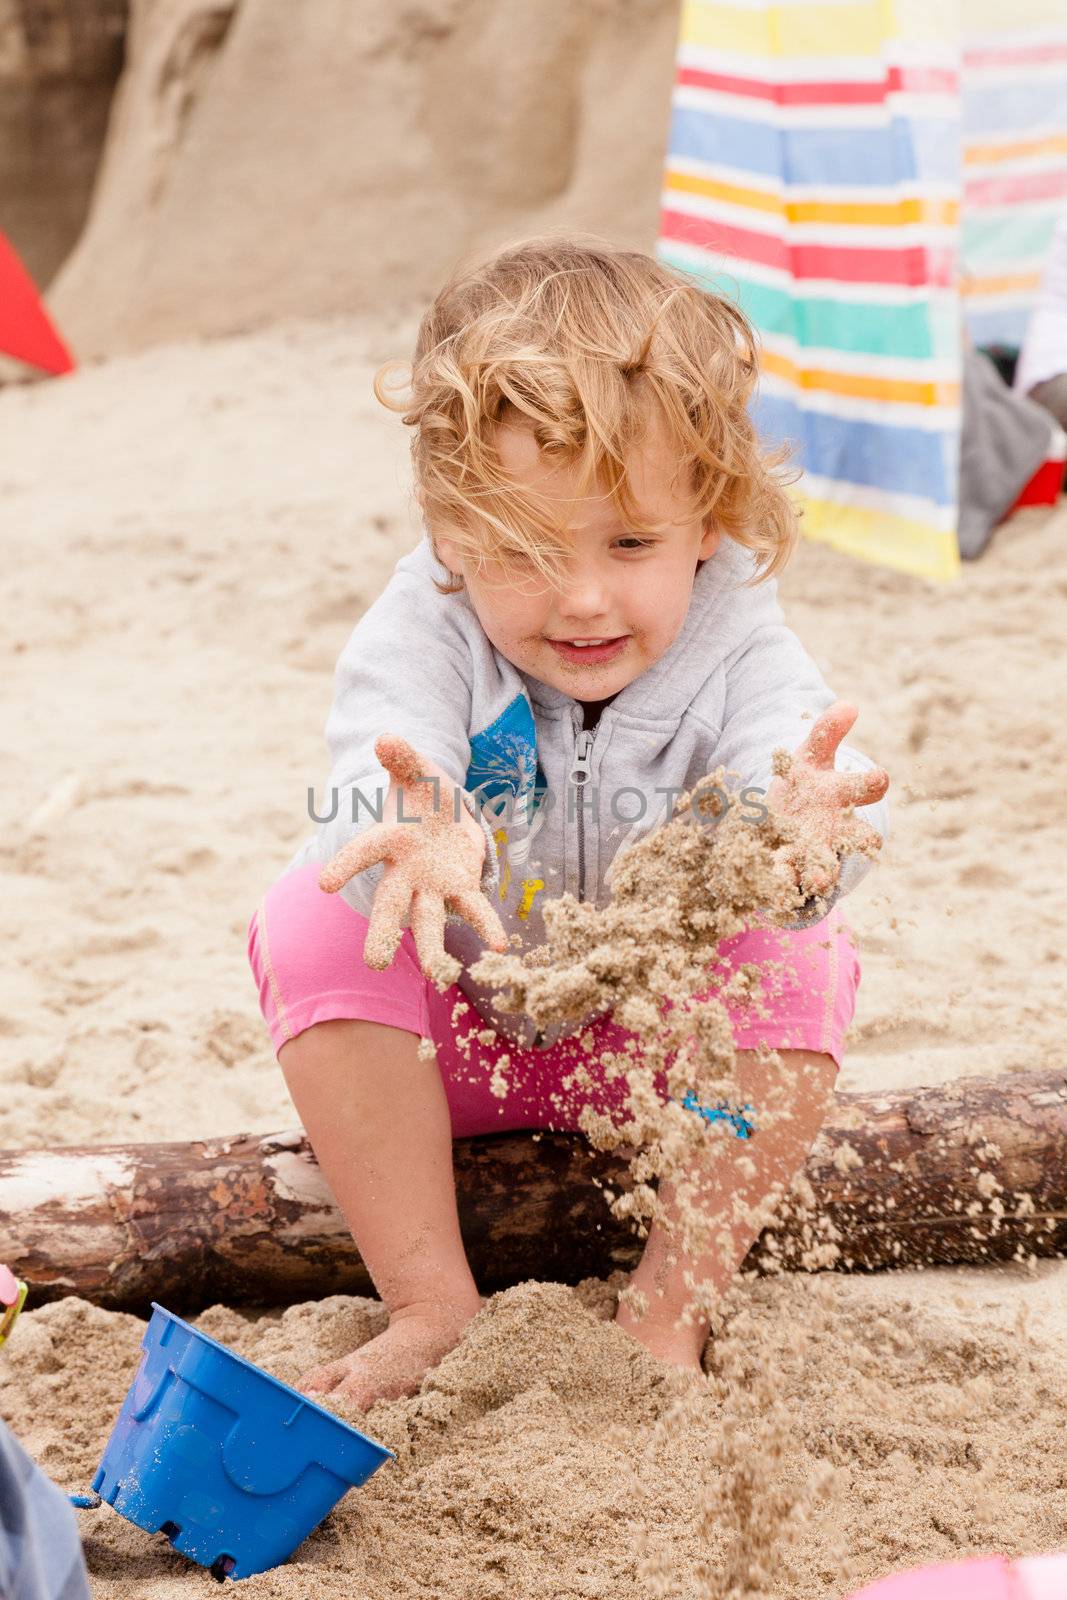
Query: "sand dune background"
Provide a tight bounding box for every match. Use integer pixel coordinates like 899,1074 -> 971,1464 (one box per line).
38,0 -> 679,359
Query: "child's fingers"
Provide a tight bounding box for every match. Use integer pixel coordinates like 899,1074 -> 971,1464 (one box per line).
375,732 -> 425,788
797,701 -> 858,768
319,825 -> 397,892
364,869 -> 414,970
838,814 -> 884,859
834,766 -> 889,807
447,888 -> 508,951
782,839 -> 837,896
409,890 -> 448,976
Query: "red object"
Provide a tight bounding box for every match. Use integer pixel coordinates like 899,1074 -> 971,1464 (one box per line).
676,63 -> 958,104
966,169 -> 1067,209
0,231 -> 75,375
660,208 -> 955,288
1009,424 -> 1067,514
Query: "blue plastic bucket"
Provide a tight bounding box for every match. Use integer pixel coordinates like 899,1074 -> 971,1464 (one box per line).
92,1303 -> 393,1580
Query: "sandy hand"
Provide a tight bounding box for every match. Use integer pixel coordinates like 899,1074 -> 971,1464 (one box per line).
765,701 -> 890,897
318,733 -> 507,983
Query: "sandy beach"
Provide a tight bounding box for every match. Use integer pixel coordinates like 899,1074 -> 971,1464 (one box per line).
1,315 -> 1066,1596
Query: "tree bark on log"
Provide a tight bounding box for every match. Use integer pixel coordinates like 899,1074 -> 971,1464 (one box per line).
0,1070 -> 1063,1315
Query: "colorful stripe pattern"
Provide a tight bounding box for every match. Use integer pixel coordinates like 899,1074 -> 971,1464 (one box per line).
960,5 -> 1067,349
657,0 -> 964,582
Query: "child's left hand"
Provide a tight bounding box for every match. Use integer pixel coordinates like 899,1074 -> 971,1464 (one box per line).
764,701 -> 889,897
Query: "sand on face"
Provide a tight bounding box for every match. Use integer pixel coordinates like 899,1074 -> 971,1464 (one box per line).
1,319 -> 1066,1595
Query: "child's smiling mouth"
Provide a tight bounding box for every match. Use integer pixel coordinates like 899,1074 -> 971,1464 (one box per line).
545,636 -> 629,665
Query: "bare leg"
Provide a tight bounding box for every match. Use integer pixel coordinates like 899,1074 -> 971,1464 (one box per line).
279,1018 -> 480,1408
615,1048 -> 837,1368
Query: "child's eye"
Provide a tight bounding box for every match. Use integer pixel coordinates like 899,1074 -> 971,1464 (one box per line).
613,536 -> 655,551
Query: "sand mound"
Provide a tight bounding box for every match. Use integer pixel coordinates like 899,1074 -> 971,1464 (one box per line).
3,1270 -> 1066,1597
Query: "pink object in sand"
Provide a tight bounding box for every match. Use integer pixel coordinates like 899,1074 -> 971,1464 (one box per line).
0,1265 -> 18,1306
1014,1555 -> 1067,1600
848,1557 -> 1013,1598
847,1554 -> 1067,1599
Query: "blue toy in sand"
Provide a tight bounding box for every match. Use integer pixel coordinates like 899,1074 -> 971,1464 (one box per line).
92,1304 -> 392,1581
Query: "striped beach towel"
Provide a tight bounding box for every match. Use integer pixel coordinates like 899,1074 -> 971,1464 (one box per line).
961,2 -> 1067,351
657,0 -> 1067,580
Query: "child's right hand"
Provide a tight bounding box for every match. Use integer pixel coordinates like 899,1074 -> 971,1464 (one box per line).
318,733 -> 507,982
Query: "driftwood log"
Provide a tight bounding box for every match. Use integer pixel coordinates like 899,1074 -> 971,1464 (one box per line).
1,1071 -> 1063,1314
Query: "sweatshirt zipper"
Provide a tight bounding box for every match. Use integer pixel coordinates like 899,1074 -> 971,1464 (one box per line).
531,723 -> 595,1051
570,726 -> 596,902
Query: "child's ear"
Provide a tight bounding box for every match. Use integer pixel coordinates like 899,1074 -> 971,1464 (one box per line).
698,522 -> 722,560
433,533 -> 461,576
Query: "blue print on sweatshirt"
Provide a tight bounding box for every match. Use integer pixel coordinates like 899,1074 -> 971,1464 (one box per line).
465,694 -> 544,803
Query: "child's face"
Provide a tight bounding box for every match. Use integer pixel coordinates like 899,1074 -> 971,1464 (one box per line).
437,411 -> 720,701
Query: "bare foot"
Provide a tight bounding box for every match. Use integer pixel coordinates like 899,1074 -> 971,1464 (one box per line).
300,1296 -> 481,1410
614,1300 -> 707,1374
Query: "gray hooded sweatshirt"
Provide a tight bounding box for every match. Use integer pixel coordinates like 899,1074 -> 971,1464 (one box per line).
285,535 -> 888,1048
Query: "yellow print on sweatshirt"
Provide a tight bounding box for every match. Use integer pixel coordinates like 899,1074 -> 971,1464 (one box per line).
493,827 -> 545,920
516,878 -> 546,920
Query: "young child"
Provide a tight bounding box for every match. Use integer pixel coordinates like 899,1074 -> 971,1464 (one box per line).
247,238 -> 890,1410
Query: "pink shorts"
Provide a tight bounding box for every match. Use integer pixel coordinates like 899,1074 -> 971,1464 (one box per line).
247,863 -> 860,1139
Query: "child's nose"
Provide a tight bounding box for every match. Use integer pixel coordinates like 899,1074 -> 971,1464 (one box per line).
558,568 -> 609,621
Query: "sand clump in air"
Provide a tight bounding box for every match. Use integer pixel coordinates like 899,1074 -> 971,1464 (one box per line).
471,766 -> 876,1303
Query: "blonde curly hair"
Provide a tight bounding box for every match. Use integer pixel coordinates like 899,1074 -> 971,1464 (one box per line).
374,235 -> 798,591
